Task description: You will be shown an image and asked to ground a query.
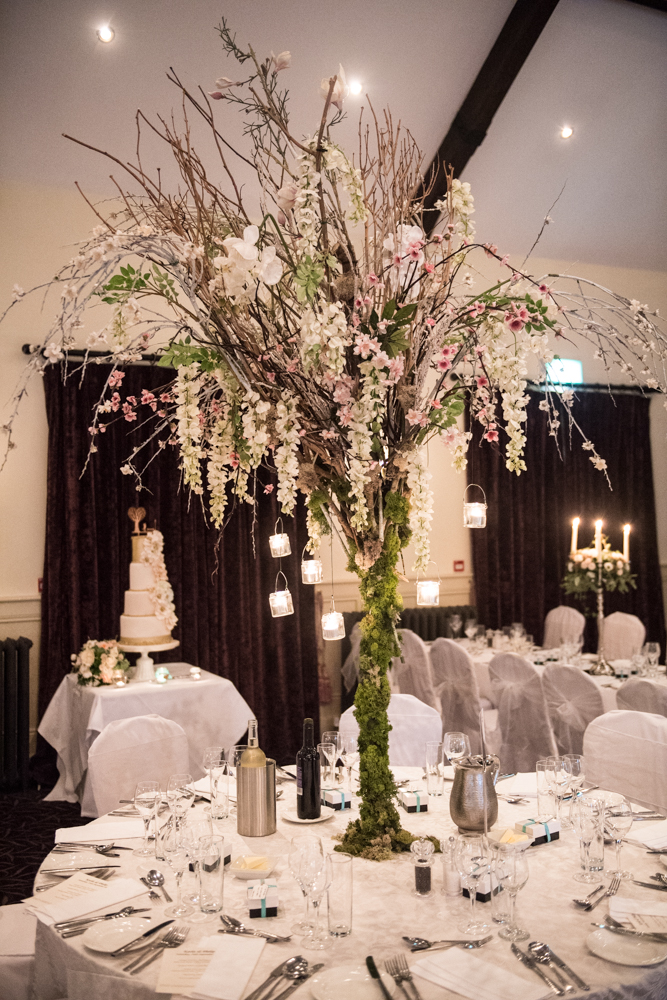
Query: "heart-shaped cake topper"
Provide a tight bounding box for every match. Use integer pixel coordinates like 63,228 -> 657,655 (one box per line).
127,506 -> 146,534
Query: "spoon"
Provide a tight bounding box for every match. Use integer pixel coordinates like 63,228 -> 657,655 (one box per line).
220,914 -> 292,942
651,873 -> 667,886
139,877 -> 162,902
146,869 -> 173,902
403,935 -> 492,952
528,942 -> 574,992
572,884 -> 605,907
276,956 -> 309,991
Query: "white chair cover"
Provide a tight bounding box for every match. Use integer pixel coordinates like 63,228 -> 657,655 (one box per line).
341,622 -> 362,693
87,714 -> 190,816
602,612 -> 646,660
388,629 -> 439,710
489,654 -> 558,772
542,605 -> 585,649
583,709 -> 667,811
338,693 -> 442,766
542,664 -> 604,756
429,638 -> 499,753
0,904 -> 35,1000
617,677 -> 667,718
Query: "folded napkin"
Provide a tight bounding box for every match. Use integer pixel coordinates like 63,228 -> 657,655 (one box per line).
25,875 -> 146,924
632,819 -> 667,850
501,773 -> 537,797
193,776 -> 237,797
191,934 -> 265,1000
0,904 -> 37,955
411,948 -> 549,1000
55,820 -> 144,843
610,895 -> 667,919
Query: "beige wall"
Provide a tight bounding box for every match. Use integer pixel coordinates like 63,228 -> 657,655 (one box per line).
1,181 -> 666,740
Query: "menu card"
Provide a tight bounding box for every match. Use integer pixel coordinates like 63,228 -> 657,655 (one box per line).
156,944 -> 216,994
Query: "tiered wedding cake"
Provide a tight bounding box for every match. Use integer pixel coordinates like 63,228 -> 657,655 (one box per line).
120,509 -> 178,646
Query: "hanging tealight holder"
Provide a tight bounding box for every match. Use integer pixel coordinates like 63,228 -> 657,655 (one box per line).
322,597 -> 345,641
301,545 -> 323,585
269,517 -> 291,558
463,484 -> 488,529
269,571 -> 294,618
416,560 -> 441,607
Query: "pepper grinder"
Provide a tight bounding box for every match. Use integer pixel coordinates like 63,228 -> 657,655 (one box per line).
411,837 -> 435,897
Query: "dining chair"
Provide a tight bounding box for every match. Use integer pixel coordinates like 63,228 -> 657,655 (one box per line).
0,904 -> 36,1000
542,605 -> 585,650
429,638 -> 499,754
616,677 -> 667,718
87,714 -> 189,816
602,612 -> 646,661
338,693 -> 442,767
489,653 -> 558,771
542,664 -> 604,755
583,709 -> 667,812
388,629 -> 440,711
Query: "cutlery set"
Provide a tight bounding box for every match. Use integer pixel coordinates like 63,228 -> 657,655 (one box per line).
511,943 -> 589,996
571,874 -> 621,911
244,956 -> 323,1000
383,954 -> 423,1000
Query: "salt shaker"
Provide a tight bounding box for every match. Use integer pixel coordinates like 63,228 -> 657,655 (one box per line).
440,835 -> 461,896
411,837 -> 435,897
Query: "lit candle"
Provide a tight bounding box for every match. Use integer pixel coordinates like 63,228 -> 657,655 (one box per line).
189,666 -> 201,681
269,588 -> 294,617
269,532 -> 291,558
463,501 -> 487,529
571,517 -> 580,554
322,611 -> 345,640
594,519 -> 603,559
155,666 -> 171,684
417,579 -> 440,607
623,523 -> 631,562
301,557 -> 323,585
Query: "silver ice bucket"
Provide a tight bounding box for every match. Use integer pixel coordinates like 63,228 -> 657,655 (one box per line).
236,758 -> 277,837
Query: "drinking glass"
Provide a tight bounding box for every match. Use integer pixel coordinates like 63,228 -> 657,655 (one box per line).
163,827 -> 194,917
544,756 -> 571,825
203,746 -> 228,819
572,796 -> 605,883
321,731 -> 340,783
444,732 -> 471,766
454,833 -> 491,935
563,754 -> 585,829
643,642 -> 661,678
318,742 -> 336,788
603,794 -> 634,880
493,843 -> 530,942
340,735 -> 359,796
166,773 -> 194,834
425,741 -> 445,797
302,855 -> 333,950
182,818 -> 214,913
449,614 -> 463,639
328,852 -> 353,937
227,745 -> 248,784
198,835 -> 225,915
133,781 -> 160,857
288,835 -> 321,934
535,761 -> 555,824
465,619 -> 478,641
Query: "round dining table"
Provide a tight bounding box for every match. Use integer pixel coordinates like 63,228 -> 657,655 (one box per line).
29,768 -> 667,1000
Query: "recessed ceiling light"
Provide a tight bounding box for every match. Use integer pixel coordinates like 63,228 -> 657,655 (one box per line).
349,80 -> 363,96
97,24 -> 115,43
560,126 -> 573,139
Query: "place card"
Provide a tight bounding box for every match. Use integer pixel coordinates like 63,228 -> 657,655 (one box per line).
191,934 -> 265,1000
628,913 -> 667,934
24,873 -> 146,924
156,943 -> 216,994
23,871 -> 105,907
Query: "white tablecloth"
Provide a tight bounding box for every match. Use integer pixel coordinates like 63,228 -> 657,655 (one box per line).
25,770 -> 667,1000
39,666 -> 252,813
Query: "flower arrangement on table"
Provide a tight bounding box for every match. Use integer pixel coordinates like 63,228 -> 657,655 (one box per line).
562,547 -> 636,597
4,22 -> 667,857
140,529 -> 178,632
71,640 -> 131,687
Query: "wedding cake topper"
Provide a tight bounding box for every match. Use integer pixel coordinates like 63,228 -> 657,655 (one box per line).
127,505 -> 146,535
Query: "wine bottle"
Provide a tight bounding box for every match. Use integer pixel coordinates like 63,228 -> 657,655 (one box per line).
296,718 -> 321,819
239,719 -> 266,768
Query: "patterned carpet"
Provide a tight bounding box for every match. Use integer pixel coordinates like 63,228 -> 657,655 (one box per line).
0,788 -> 88,905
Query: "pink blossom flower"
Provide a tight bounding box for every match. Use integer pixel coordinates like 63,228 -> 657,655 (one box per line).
351,313 -> 360,327
333,381 -> 352,404
321,429 -> 338,440
423,262 -> 435,274
275,344 -> 283,353
511,272 -> 522,284
388,356 -> 405,381
363,296 -> 372,305
320,64 -> 348,111
126,395 -> 137,406
110,392 -> 120,412
483,243 -> 498,258
392,254 -> 402,268
266,372 -> 276,382
406,408 -> 425,426
476,376 -> 489,388
122,402 -> 137,422
286,363 -> 297,373
437,358 -> 452,371
141,389 -> 157,409
432,234 -> 444,244
271,50 -> 291,71
538,283 -> 551,298
429,399 -> 442,409
366,273 -> 379,287
354,334 -> 379,359
157,410 -> 166,418
475,344 -> 487,356
372,350 -> 390,370
483,428 -> 499,442
500,254 -> 510,266
263,483 -> 275,494
298,428 -> 307,436
425,317 -> 436,327
354,297 -> 364,309
109,371 -> 125,388
229,452 -> 240,469
88,426 -> 98,436
275,182 -> 298,214
339,407 -> 352,426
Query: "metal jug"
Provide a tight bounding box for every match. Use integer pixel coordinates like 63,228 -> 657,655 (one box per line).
237,758 -> 277,837
449,754 -> 500,832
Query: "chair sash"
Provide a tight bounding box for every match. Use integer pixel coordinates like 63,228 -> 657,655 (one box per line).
489,654 -> 557,771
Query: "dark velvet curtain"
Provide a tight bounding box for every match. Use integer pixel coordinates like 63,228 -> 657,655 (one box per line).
39,363 -> 318,763
467,389 -> 666,651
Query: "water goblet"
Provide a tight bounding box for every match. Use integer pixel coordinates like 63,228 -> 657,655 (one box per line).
603,794 -> 634,880
166,773 -> 194,834
444,732 -> 471,767
425,741 -> 445,797
301,855 -> 333,950
465,619 -> 478,641
288,835 -> 322,934
449,614 -> 463,639
182,818 -> 214,915
544,756 -> 570,825
163,827 -> 194,918
493,843 -> 530,942
643,642 -> 661,678
454,833 -> 491,935
132,780 -> 160,857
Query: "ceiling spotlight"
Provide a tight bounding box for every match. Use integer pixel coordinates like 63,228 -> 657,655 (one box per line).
349,80 -> 363,96
560,125 -> 573,139
97,24 -> 115,43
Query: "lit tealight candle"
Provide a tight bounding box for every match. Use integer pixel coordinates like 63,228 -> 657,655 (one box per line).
571,516 -> 580,554
623,523 -> 631,562
322,611 -> 345,640
269,531 -> 291,558
155,666 -> 171,684
269,588 -> 294,617
189,666 -> 202,681
301,557 -> 323,584
112,668 -> 127,687
463,501 -> 487,528
417,579 -> 440,606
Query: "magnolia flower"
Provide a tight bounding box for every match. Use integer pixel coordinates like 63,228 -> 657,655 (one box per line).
271,50 -> 291,71
209,77 -> 236,99
275,182 -> 298,214
257,246 -> 283,285
320,64 -> 348,111
223,224 -> 260,263
44,342 -> 64,363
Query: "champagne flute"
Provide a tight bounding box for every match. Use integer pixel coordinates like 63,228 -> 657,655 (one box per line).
643,642 -> 661,678
203,746 -> 228,819
132,780 -> 160,857
321,731 -> 339,782
182,818 -> 214,918
340,735 -> 359,796
563,754 -> 585,829
288,835 -> 321,934
454,833 -> 490,935
494,844 -> 530,942
163,827 -> 194,918
444,732 -> 471,767
604,795 -> 634,880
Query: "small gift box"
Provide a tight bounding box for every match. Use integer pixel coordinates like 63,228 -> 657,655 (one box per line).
462,871 -> 497,903
515,818 -> 560,845
247,880 -> 279,918
398,789 -> 428,814
321,788 -> 352,811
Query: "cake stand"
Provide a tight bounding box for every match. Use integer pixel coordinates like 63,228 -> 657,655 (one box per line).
119,640 -> 180,683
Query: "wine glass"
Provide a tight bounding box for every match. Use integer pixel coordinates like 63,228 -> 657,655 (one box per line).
450,614 -> 463,639
465,619 -> 478,641
163,826 -> 194,918
301,855 -> 333,950
321,731 -> 339,782
604,794 -> 634,880
572,796 -> 605,883
318,742 -> 336,787
166,773 -> 194,834
454,833 -> 491,935
227,745 -> 248,783
643,642 -> 661,678
493,843 -> 530,942
340,735 -> 359,796
563,754 -> 585,829
444,732 -> 471,767
544,756 -> 570,825
288,835 -> 322,934
132,781 -> 160,857
203,746 -> 228,819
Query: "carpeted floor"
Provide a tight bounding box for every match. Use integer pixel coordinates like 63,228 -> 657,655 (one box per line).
0,787 -> 88,905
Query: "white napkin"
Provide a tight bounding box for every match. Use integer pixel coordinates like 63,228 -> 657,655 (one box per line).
55,820 -> 144,843
411,948 -> 549,1000
190,934 -> 265,1000
0,904 -> 37,955
633,819 -> 667,850
193,776 -> 237,797
25,875 -> 146,924
610,895 -> 667,919
501,773 -> 537,797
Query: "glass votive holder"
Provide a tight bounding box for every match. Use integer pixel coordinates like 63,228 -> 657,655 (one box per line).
112,668 -> 127,687
154,666 -> 170,684
189,666 -> 202,681
417,579 -> 440,606
301,557 -> 323,584
270,588 -> 294,617
322,611 -> 345,641
269,532 -> 291,558
463,501 -> 487,528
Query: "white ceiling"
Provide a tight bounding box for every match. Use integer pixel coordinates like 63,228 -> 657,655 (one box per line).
1,0 -> 666,271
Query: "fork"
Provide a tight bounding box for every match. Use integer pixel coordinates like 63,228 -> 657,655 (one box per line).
35,868 -> 113,891
585,874 -> 621,911
123,926 -> 189,973
385,956 -> 412,1000
392,953 -> 424,1000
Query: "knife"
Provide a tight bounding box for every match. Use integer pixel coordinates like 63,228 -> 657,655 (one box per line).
546,947 -> 590,991
273,963 -> 325,1000
40,865 -> 121,873
54,907 -> 150,930
109,918 -> 175,957
366,956 -> 395,1000
511,944 -> 564,996
632,880 -> 667,892
593,922 -> 667,943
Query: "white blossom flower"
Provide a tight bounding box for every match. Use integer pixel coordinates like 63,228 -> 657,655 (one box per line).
271,50 -> 291,71
320,64 -> 348,111
44,342 -> 64,363
407,448 -> 433,571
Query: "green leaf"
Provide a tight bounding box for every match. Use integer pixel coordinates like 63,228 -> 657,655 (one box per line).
382,299 -> 396,321
393,303 -> 417,324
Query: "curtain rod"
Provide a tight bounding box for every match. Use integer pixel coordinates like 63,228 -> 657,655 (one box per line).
527,381 -> 659,395
22,344 -> 165,365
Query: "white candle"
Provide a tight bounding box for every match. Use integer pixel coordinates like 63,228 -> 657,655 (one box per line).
301,558 -> 323,584
269,532 -> 291,558
417,580 -> 440,607
594,520 -> 603,559
463,502 -> 487,528
322,611 -> 345,640
623,524 -> 631,562
269,589 -> 294,617
571,517 -> 580,554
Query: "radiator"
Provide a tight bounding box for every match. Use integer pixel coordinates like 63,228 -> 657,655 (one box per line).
0,637 -> 32,791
